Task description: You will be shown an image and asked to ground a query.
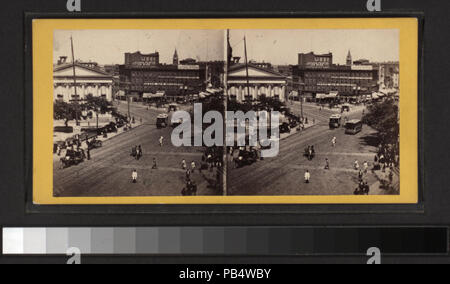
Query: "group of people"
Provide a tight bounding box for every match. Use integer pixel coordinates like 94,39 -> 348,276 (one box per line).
204,147 -> 223,171
354,180 -> 370,195
304,145 -> 316,161
181,180 -> 198,196
374,144 -> 399,172
131,145 -> 143,160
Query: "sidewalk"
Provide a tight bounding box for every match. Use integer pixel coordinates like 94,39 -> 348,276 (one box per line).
369,167 -> 400,195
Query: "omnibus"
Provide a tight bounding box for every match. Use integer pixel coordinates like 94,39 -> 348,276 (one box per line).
345,119 -> 363,135
156,114 -> 169,129
329,114 -> 342,129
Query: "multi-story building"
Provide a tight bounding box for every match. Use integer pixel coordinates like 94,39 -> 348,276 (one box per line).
293,51 -> 379,98
118,50 -> 207,99
373,62 -> 400,89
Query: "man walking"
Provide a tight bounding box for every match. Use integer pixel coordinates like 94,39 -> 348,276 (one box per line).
354,160 -> 360,171
159,136 -> 164,147
191,161 -> 196,173
363,161 -> 369,174
325,158 -> 330,170
152,158 -> 158,170
304,170 -> 311,184
132,170 -> 138,183
332,136 -> 337,147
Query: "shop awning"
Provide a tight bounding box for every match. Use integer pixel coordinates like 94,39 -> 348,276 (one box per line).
316,93 -> 327,99
143,92 -> 165,99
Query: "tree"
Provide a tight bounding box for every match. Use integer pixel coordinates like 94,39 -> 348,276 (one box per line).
85,94 -> 112,114
54,101 -> 79,127
363,98 -> 399,146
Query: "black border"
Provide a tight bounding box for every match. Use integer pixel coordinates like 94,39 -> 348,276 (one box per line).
24,12 -> 425,215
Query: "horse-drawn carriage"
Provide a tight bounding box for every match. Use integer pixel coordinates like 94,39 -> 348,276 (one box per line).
88,139 -> 103,150
60,149 -> 86,168
235,148 -> 259,168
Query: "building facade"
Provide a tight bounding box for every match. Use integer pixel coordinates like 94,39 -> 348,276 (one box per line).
53,60 -> 114,102
119,51 -> 207,98
227,64 -> 288,102
374,62 -> 400,89
294,52 -> 379,97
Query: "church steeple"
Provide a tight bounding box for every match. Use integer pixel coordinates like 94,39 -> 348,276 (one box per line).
346,50 -> 352,66
173,49 -> 179,65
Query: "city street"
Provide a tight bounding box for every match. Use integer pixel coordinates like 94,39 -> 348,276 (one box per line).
228,104 -> 395,196
54,101 -> 221,197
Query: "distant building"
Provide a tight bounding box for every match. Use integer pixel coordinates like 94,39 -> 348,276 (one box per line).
119,51 -> 207,99
104,64 -> 120,76
293,52 -> 379,97
298,52 -> 333,69
373,62 -> 400,89
125,51 -> 160,67
227,64 -> 288,102
53,57 -> 113,102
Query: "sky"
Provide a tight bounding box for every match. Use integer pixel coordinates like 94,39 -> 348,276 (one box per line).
54,29 -> 399,66
54,29 -> 224,65
229,29 -> 399,65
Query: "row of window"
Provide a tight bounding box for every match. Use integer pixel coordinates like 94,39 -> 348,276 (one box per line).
130,71 -> 198,78
304,72 -> 372,78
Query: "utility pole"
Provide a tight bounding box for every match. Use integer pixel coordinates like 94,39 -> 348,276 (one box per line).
70,36 -> 80,126
244,36 -> 251,102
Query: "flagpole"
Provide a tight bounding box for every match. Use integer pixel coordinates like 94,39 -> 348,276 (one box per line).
70,36 -> 80,126
244,36 -> 251,102
223,29 -> 230,196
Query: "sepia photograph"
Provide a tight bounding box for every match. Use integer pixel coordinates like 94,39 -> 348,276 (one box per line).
226,29 -> 400,196
52,29 -> 226,197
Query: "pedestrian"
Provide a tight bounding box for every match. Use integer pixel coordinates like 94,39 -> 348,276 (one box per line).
304,170 -> 311,184
87,148 -> 91,161
308,146 -> 313,161
389,171 -> 393,184
364,182 -> 370,195
191,181 -> 198,196
363,161 -> 369,174
354,160 -> 360,171
136,147 -> 141,160
358,169 -> 364,181
152,158 -> 158,169
313,118 -> 316,125
159,136 -> 164,147
186,169 -> 191,181
181,159 -> 187,170
332,136 -> 337,147
131,170 -> 138,183
138,145 -> 143,159
191,161 -> 196,173
325,158 -> 330,170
